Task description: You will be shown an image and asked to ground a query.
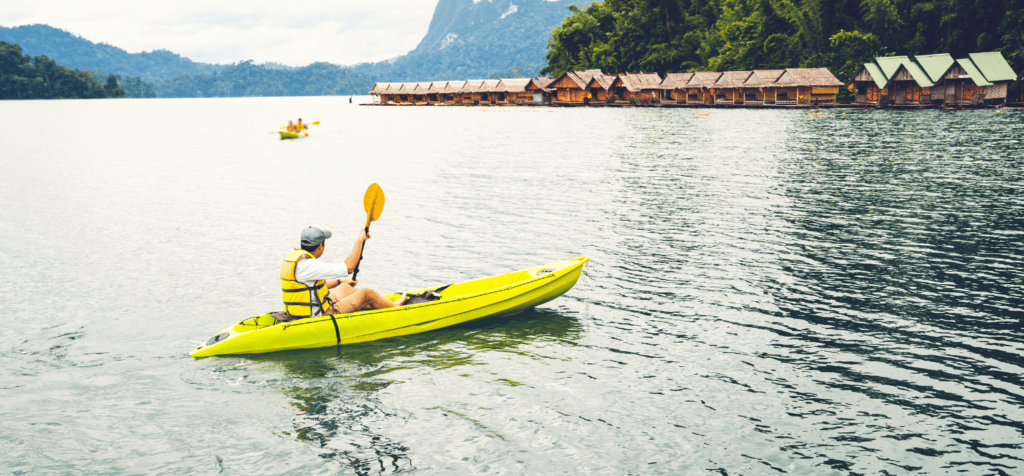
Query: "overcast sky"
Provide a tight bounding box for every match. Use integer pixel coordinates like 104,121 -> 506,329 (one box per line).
0,0 -> 441,66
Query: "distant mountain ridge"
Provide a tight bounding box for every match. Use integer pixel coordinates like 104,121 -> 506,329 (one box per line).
0,1 -> 574,96
0,24 -> 225,83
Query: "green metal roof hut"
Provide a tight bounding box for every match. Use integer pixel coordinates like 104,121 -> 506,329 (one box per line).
912,53 -> 957,104
880,56 -> 935,106
850,61 -> 891,105
963,52 -> 1016,105
855,51 -> 1017,107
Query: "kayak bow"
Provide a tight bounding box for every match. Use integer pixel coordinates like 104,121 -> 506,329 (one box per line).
191,256 -> 589,357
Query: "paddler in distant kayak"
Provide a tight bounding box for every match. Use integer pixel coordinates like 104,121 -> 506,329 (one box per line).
286,120 -> 297,133
281,226 -> 406,319
295,118 -> 305,132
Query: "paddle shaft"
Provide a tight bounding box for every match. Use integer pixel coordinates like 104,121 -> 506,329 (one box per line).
351,225 -> 369,281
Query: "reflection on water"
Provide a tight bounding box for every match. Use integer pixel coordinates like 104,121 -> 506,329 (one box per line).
224,309 -> 580,473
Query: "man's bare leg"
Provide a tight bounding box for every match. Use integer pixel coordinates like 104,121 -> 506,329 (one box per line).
328,284 -> 358,302
331,288 -> 406,315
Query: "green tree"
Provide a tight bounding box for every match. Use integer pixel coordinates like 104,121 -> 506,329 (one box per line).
0,41 -> 126,99
540,0 -> 1024,80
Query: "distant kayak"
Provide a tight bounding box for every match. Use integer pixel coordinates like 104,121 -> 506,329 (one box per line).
279,131 -> 308,140
191,256 -> 589,357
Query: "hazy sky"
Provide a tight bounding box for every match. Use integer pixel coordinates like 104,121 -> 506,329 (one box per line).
0,0 -> 440,66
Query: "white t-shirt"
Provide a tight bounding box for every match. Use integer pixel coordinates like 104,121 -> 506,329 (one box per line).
294,258 -> 350,286
293,259 -> 350,316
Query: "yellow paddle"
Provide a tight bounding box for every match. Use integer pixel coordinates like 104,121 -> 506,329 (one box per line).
351,183 -> 385,281
279,121 -> 320,130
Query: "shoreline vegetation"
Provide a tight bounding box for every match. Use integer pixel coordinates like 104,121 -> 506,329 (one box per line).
1,42 -> 125,100
539,0 -> 1024,96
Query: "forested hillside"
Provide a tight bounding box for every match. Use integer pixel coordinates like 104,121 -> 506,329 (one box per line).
541,0 -> 1024,82
1,41 -> 124,99
156,61 -> 375,98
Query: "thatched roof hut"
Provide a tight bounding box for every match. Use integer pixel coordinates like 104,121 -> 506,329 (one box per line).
587,74 -> 616,90
368,82 -> 391,94
779,68 -> 844,87
661,73 -> 694,90
497,78 -> 531,93
686,72 -> 723,88
525,77 -> 555,92
714,71 -> 753,88
744,70 -> 785,87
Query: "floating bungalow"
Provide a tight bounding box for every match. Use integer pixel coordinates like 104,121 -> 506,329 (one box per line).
743,70 -> 785,104
548,69 -> 603,104
660,73 -> 694,103
525,77 -> 555,103
498,78 -> 534,104
366,64 -> 1024,109
586,74 -> 617,103
618,72 -> 666,104
684,72 -> 722,104
712,71 -> 753,104
851,51 -> 1017,107
783,68 -> 844,105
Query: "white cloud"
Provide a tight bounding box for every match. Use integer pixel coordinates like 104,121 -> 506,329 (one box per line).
0,0 -> 438,66
501,5 -> 518,19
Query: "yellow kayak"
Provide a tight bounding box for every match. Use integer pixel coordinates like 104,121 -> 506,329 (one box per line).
191,256 -> 589,358
279,130 -> 308,139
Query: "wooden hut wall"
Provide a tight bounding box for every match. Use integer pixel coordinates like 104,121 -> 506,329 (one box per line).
742,85 -> 765,102
773,85 -> 798,103
608,78 -> 626,101
587,83 -> 609,101
851,68 -> 885,103
524,82 -> 544,102
942,64 -> 984,104
635,89 -> 656,101
808,86 -> 840,103
888,68 -> 927,104
551,75 -> 586,102
984,82 -> 1008,100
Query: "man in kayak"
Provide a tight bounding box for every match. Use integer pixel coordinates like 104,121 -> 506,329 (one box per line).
295,118 -> 305,132
281,226 -> 406,318
286,120 -> 297,133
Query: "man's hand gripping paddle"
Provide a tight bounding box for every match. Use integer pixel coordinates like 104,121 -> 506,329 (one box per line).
351,183 -> 384,281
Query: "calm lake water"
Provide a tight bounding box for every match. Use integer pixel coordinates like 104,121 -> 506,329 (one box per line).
1,97 -> 1022,475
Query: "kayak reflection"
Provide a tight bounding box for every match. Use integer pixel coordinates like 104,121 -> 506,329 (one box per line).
243,308 -> 582,472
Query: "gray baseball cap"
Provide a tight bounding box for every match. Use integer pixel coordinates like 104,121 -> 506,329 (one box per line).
300,226 -> 332,246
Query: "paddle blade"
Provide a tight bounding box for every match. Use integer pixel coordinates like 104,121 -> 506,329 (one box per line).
363,183 -> 385,224
312,121 -> 320,125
